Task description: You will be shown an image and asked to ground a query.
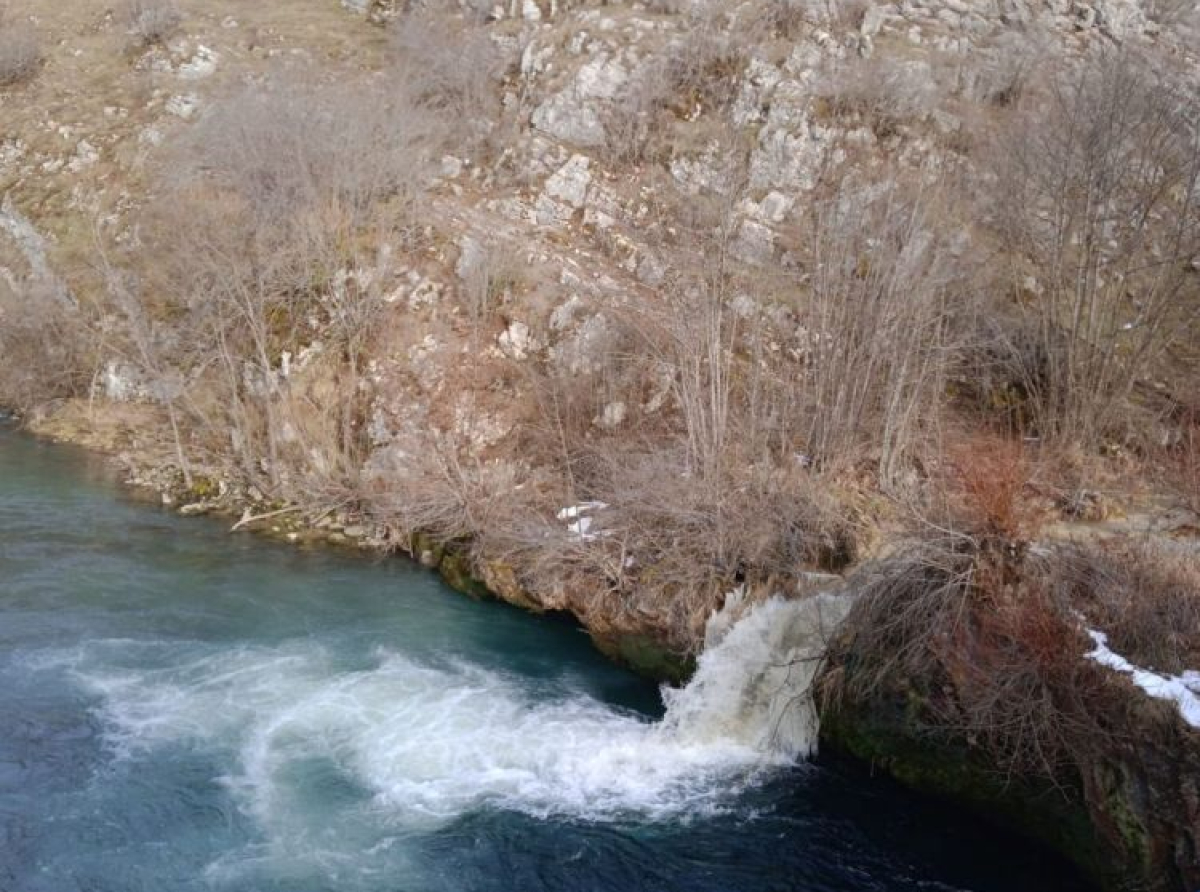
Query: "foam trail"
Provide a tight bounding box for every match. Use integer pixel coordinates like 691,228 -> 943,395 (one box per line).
68,594 -> 852,834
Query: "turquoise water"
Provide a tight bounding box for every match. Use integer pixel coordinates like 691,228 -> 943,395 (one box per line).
0,425 -> 1091,892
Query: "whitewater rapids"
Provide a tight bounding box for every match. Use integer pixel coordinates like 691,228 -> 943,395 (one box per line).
60,593 -> 851,832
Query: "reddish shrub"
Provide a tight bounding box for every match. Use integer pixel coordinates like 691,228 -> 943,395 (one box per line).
943,435 -> 1043,542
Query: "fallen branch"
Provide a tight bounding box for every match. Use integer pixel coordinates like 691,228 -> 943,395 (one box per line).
231,505 -> 302,532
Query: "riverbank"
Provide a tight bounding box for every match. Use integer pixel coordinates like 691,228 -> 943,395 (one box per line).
819,538 -> 1200,892
17,405 -> 1200,892
23,399 -> 714,681
0,420 -> 1098,892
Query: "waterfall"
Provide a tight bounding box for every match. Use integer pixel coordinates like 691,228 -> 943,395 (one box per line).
660,591 -> 854,759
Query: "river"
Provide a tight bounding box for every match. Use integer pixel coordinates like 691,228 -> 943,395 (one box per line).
0,424 -> 1091,892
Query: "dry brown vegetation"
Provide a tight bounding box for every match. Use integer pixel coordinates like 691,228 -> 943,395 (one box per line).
0,279 -> 90,411
939,434 -> 1044,541
122,0 -> 182,50
823,532 -> 1199,779
1068,540 -> 1200,675
389,9 -> 507,152
602,10 -> 752,166
819,521 -> 1200,892
0,6 -> 1186,885
0,13 -> 40,86
987,47 -> 1200,449
115,72 -> 449,498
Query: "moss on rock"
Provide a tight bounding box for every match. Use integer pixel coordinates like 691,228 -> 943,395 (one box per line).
819,693 -> 1112,889
591,630 -> 696,685
817,669 -> 1200,892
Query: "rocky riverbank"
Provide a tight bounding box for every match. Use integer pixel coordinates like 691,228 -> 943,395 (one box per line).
22,406 -> 1200,892
25,402 -> 701,681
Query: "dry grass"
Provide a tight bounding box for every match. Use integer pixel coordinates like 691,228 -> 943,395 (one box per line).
1065,540 -> 1200,675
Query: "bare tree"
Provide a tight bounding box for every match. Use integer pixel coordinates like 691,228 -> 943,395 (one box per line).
793,180 -> 960,483
990,48 -> 1200,447
94,240 -> 197,487
139,74 -> 446,496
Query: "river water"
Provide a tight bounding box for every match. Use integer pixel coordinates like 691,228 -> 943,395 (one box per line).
0,425 -> 1091,892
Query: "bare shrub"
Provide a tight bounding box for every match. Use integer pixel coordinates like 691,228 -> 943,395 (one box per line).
770,0 -> 868,31
454,239 -> 529,364
989,47 -> 1200,447
1144,0 -> 1200,26
824,538 -> 1114,780
953,31 -> 1052,109
1176,408 -> 1200,514
122,0 -> 182,50
957,309 -> 1041,433
390,10 -> 504,149
133,74 -> 446,495
759,0 -> 816,39
1063,540 -> 1200,675
664,6 -> 751,114
0,17 -> 41,86
0,277 -> 92,411
640,0 -> 688,13
792,181 -> 961,483
603,9 -> 750,165
370,439 -> 542,548
826,527 -> 1200,793
814,54 -> 940,138
821,539 -> 977,704
602,73 -> 668,167
172,76 -> 442,227
945,569 -> 1108,780
941,434 -> 1044,542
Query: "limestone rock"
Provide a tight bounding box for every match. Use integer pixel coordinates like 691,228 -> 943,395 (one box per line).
544,154 -> 592,208
531,54 -> 628,148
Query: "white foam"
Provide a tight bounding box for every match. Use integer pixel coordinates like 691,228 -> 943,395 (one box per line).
65,594 -> 851,832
